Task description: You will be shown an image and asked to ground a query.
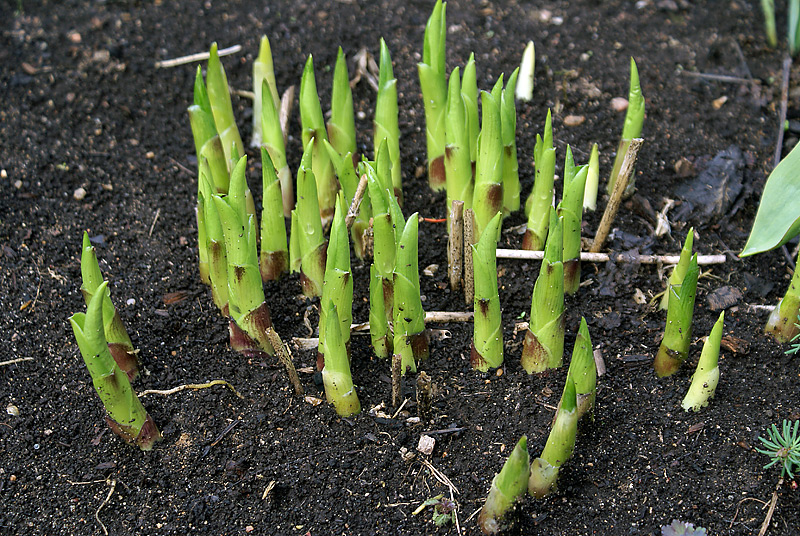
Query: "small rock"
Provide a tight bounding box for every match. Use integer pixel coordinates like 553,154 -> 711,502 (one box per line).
14,180 -> 22,190
712,96 -> 728,110
73,187 -> 87,201
417,435 -> 435,456
68,31 -> 82,43
145,151 -> 155,159
674,157 -> 695,178
707,286 -> 742,311
6,404 -> 19,417
563,114 -> 585,127
1,169 -> 7,179
126,298 -> 135,306
423,264 -> 439,277
611,97 -> 629,112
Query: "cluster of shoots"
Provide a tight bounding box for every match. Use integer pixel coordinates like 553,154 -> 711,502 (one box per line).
761,0 -> 800,56
471,212 -> 503,371
71,243 -> 160,451
522,110 -> 555,251
478,319 -> 596,533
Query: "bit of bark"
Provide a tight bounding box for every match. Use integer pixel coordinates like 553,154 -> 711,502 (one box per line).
345,174 -> 368,230
300,242 -> 328,297
264,326 -> 304,396
563,258 -> 581,296
410,330 -> 431,361
653,343 -> 687,377
229,320 -> 271,358
521,228 -> 542,251
485,183 -> 503,212
260,250 -> 289,282
520,329 -> 551,374
428,155 -> 446,190
416,371 -> 433,422
470,341 -> 488,370
279,86 -> 295,145
108,343 -> 139,381
464,208 -> 475,305
448,200 -> 464,291
591,138 -> 643,253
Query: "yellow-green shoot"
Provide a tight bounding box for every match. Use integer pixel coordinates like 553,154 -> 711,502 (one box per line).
328,47 -> 356,159
206,43 -> 244,170
528,377 -> 578,498
500,68 -> 520,214
523,109 -> 555,251
473,90 -> 503,243
199,168 -> 229,315
80,232 -> 138,380
515,41 -> 535,102
300,55 -> 338,225
445,66 -> 474,220
522,209 -> 565,373
765,248 -> 800,343
478,436 -> 530,534
461,53 -> 479,166
682,311 -> 723,412
259,149 -> 288,281
259,78 -> 293,217
291,139 -> 328,298
582,143 -> 600,211
324,140 -> 370,260
660,228 -> 694,310
557,146 -> 589,295
654,253 -> 699,377
374,39 -> 402,204
188,66 -> 218,165
566,317 -> 596,419
70,282 -> 161,450
607,58 -> 644,196
252,35 -> 280,148
417,0 -> 448,190
318,194 -> 353,370
322,304 -> 361,417
394,214 -> 429,374
471,212 -> 503,371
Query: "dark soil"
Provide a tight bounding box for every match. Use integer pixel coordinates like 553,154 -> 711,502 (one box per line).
1,0 -> 799,535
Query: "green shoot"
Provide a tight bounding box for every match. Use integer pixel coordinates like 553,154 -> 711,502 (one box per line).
461,53 -> 479,166
292,138 -> 328,298
473,90 -> 503,242
206,43 -> 244,170
322,304 -> 361,417
375,39 -> 402,204
252,35 -> 280,148
80,232 -> 138,380
501,68 -> 520,214
445,66 -> 474,218
791,0 -> 800,56
418,0 -> 448,190
324,140 -> 370,260
70,282 -> 160,450
761,0 -> 777,48
188,66 -> 218,163
328,47 -> 356,159
607,58 -> 644,196
682,311 -> 723,412
660,228 -> 694,310
766,249 -> 800,343
566,317 -> 596,419
478,436 -> 530,534
523,109 -> 555,251
521,208 -> 565,373
557,146 -> 588,295
583,143 -> 599,211
471,212 -> 503,371
756,419 -> 800,478
393,214 -> 429,374
259,148 -> 289,281
200,168 -> 229,314
260,78 -> 293,217
515,41 -> 535,102
654,254 -> 699,377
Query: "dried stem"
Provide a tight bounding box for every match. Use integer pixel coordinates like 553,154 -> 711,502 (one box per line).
264,327 -> 304,395
154,45 -> 241,68
463,208 -> 475,304
391,352 -> 402,408
448,200 -> 464,291
138,379 -> 243,399
496,249 -> 726,265
346,174 -> 369,230
416,371 -> 433,422
591,138 -> 643,253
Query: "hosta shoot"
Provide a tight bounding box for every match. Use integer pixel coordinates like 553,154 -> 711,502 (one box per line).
199,169 -> 229,314
318,194 -> 353,370
557,146 -> 589,295
322,304 -> 361,417
583,143 -> 600,211
471,212 -> 503,371
473,90 -> 503,242
80,232 -> 138,380
461,53 -> 479,166
501,68 -> 520,214
259,148 -> 289,281
529,377 -> 578,498
515,41 -> 535,102
765,249 -> 800,343
682,311 -> 723,412
521,209 -> 565,373
251,35 -> 280,148
654,254 -> 699,377
260,78 -> 293,217
188,66 -> 218,163
660,228 -> 694,310
523,110 -> 556,251
374,39 -> 402,204
566,317 -> 596,419
445,66 -> 474,219
418,0 -> 448,190
393,215 -> 429,374
324,140 -> 370,260
206,43 -> 244,170
328,47 -> 356,159
292,138 -> 328,298
70,282 -> 161,450
478,436 -> 530,534
607,58 -> 644,196
300,55 -> 338,225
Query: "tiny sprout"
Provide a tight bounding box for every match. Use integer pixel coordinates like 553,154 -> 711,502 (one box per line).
756,419 -> 800,479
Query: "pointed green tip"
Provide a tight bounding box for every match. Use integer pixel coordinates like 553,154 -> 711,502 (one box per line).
561,376 -> 577,412
578,316 -> 590,340
82,230 -> 91,251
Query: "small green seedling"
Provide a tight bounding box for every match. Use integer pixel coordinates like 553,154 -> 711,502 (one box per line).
756,419 -> 800,479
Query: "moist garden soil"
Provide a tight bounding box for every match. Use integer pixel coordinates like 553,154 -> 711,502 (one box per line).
1,0 -> 799,534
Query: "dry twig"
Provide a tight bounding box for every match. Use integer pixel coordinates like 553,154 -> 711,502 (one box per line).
154,45 -> 241,68
138,379 -> 243,399
95,478 -> 117,536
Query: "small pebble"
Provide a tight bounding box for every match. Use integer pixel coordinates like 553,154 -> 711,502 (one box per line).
145,151 -> 155,159
611,97 -> 629,112
712,96 -> 728,110
6,404 -> 19,417
1,169 -> 7,179
126,298 -> 136,306
68,31 -> 82,43
563,114 -> 585,127
73,187 -> 87,200
14,180 -> 22,189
